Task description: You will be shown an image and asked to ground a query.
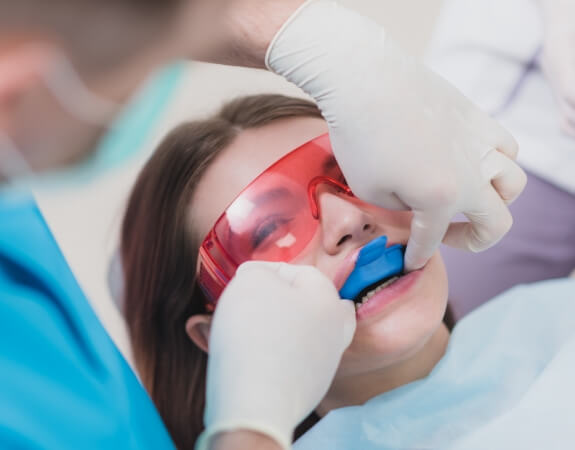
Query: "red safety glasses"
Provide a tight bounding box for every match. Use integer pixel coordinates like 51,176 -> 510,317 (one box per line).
197,133 -> 354,310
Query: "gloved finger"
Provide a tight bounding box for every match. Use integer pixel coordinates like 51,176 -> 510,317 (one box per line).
233,261 -> 300,295
475,110 -> 519,160
492,125 -> 519,160
443,188 -> 512,252
283,264 -> 337,294
266,262 -> 320,286
235,260 -> 281,278
237,260 -> 299,276
259,261 -> 301,285
338,300 -> 357,348
404,208 -> 451,272
250,260 -> 335,293
481,149 -> 527,205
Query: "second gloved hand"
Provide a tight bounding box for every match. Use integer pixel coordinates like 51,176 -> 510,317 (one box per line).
267,0 -> 527,271
196,261 -> 356,450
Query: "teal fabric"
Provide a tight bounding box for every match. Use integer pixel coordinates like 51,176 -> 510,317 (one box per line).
35,62 -> 186,186
92,62 -> 186,170
0,192 -> 175,449
295,278 -> 575,449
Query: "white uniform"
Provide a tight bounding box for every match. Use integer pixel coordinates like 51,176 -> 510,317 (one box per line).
428,0 -> 575,194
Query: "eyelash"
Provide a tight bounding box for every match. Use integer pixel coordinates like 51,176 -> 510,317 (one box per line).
252,216 -> 294,249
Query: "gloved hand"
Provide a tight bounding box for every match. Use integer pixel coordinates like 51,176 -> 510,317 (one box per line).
267,0 -> 527,271
539,0 -> 575,138
195,261 -> 356,450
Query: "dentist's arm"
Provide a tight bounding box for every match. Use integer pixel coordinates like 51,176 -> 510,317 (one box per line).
180,0 -> 306,68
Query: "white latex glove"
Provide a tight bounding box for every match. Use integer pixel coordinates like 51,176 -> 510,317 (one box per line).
539,0 -> 575,138
195,261 -> 356,450
267,0 -> 527,271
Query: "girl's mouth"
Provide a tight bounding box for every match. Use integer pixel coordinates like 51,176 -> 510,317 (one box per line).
353,268 -> 423,319
352,273 -> 402,309
338,235 -> 405,302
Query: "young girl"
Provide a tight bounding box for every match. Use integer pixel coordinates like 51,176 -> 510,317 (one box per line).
120,94 -> 575,449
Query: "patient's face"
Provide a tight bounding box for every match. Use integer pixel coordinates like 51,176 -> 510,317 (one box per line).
191,117 -> 449,377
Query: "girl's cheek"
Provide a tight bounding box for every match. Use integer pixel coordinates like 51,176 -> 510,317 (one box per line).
290,239 -> 325,271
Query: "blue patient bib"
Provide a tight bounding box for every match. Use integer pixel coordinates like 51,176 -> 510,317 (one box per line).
0,193 -> 174,449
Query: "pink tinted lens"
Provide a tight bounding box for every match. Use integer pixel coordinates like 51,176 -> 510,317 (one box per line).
213,173 -> 317,263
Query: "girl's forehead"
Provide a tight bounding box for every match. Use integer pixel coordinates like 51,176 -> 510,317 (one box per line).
190,117 -> 328,238
225,117 -> 328,176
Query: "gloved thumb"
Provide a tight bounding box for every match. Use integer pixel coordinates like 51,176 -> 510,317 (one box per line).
238,261 -> 311,286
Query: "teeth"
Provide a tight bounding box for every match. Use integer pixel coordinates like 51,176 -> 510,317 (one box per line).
379,276 -> 399,289
355,276 -> 400,309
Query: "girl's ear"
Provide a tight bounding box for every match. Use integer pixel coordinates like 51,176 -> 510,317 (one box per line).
185,315 -> 213,353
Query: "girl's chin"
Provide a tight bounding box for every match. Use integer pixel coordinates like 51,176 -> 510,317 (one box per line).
354,323 -> 437,357
340,318 -> 445,376
345,291 -> 448,367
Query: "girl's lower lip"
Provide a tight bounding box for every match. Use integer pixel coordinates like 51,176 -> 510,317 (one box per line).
355,269 -> 423,320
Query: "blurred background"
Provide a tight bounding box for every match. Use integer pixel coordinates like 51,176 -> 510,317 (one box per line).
34,0 -> 444,359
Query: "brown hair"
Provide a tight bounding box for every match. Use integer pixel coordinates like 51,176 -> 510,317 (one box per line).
121,94 -> 323,449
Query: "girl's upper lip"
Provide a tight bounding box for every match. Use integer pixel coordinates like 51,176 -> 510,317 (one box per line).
333,238 -> 406,291
333,247 -> 361,291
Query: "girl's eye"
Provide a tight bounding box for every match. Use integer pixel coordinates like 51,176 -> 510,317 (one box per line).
252,216 -> 294,249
